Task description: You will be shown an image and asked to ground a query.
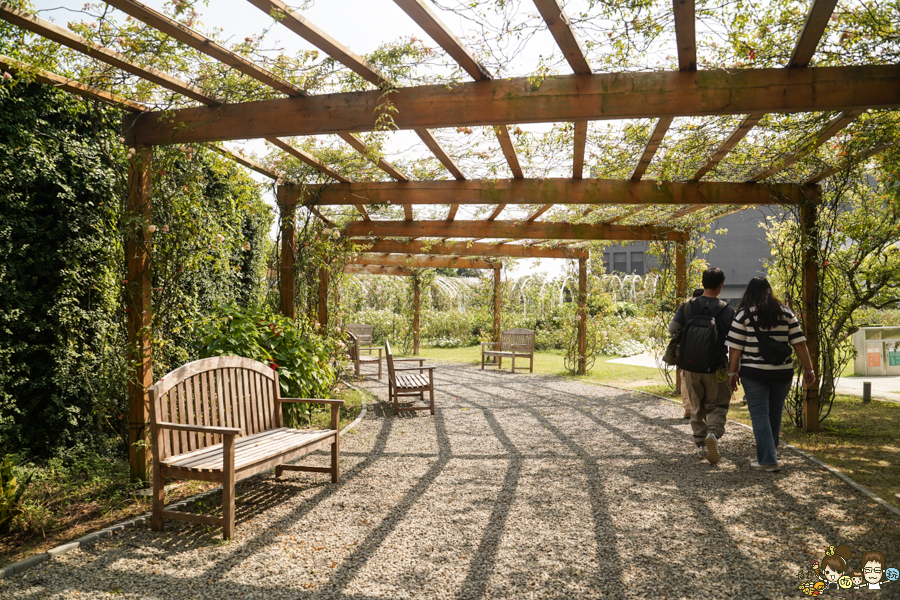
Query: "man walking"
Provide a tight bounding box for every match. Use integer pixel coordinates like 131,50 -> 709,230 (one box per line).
669,267 -> 734,464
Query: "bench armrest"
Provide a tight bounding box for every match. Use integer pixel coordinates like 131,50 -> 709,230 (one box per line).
156,421 -> 241,436
393,358 -> 424,363
394,366 -> 436,372
481,342 -> 499,348
278,398 -> 345,406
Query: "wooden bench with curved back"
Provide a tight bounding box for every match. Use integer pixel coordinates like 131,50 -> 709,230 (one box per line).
481,328 -> 535,373
148,356 -> 343,539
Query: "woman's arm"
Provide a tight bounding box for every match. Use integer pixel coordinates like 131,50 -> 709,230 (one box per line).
793,340 -> 817,388
727,347 -> 742,392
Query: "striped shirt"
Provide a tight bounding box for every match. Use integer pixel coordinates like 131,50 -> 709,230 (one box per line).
726,306 -> 806,384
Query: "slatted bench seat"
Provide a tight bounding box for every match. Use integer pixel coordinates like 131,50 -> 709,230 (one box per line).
481,328 -> 535,373
148,356 -> 343,539
385,339 -> 436,416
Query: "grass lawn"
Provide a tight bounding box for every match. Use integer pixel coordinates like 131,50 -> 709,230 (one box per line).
0,385 -> 366,567
418,345 -> 900,511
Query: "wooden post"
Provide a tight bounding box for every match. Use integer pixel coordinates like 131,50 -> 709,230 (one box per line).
412,274 -> 421,355
800,187 -> 820,432
492,266 -> 501,344
675,240 -> 688,395
318,267 -> 329,330
126,145 -> 153,484
276,186 -> 296,320
577,257 -> 588,375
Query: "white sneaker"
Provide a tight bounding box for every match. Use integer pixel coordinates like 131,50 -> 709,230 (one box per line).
750,460 -> 780,472
696,444 -> 708,459
705,433 -> 720,464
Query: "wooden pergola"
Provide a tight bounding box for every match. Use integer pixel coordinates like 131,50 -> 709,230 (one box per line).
3,0 -> 898,481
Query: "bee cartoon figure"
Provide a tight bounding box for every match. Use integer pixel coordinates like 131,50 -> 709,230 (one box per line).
819,545 -> 852,591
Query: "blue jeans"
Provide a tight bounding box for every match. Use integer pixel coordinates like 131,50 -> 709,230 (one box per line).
741,377 -> 792,465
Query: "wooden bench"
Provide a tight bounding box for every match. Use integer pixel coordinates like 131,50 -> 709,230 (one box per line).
385,340 -> 436,416
148,356 -> 343,539
345,328 -> 382,380
481,328 -> 535,373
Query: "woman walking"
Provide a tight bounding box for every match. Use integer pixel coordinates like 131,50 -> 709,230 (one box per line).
725,277 -> 816,471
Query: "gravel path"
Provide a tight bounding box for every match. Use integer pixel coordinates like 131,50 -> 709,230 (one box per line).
3,363 -> 899,599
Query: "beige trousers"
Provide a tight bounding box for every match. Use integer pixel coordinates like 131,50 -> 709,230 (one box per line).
683,371 -> 732,445
679,369 -> 690,412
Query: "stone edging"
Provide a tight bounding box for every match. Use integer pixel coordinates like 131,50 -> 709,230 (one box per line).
0,386 -> 370,580
590,380 -> 900,520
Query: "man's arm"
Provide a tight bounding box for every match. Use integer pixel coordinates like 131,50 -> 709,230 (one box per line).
668,302 -> 686,335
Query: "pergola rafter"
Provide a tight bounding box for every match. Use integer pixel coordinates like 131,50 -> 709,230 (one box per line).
6,0 -> 890,484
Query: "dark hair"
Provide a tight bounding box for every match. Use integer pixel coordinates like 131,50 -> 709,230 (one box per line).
852,570 -> 863,578
692,288 -> 704,297
821,545 -> 852,578
738,277 -> 786,329
702,267 -> 725,290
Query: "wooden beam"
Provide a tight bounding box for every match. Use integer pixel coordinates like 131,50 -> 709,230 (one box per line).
345,220 -> 685,241
414,128 -> 466,179
126,145 -> 153,484
577,256 -> 587,374
604,206 -> 648,224
276,187 -> 297,319
749,110 -> 863,181
246,0 -> 389,87
350,255 -> 498,269
492,266 -> 501,344
104,0 -> 303,97
800,188 -> 821,431
533,0 -> 593,75
266,137 -> 348,182
789,0 -> 839,68
0,55 -> 147,111
393,0 -> 491,81
343,264 -> 412,276
805,141 -> 897,184
245,0 -> 459,179
357,240 -> 588,259
573,120 -> 588,179
496,125 -> 524,179
632,117 -> 673,180
127,66 -> 900,145
487,204 -> 507,221
339,133 -> 408,181
209,145 -> 278,179
0,4 -> 219,105
525,204 -> 554,222
691,113 -> 764,181
447,204 -> 459,220
672,0 -> 696,71
297,179 -> 804,207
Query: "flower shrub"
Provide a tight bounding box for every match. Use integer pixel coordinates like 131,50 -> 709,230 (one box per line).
196,305 -> 336,427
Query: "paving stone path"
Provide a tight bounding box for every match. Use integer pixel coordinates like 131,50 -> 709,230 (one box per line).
3,363 -> 898,599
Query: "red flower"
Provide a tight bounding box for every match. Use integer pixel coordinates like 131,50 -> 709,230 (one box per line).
270,362 -> 279,370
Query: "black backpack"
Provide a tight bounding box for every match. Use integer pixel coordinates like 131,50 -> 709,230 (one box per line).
678,298 -> 728,374
747,310 -> 793,364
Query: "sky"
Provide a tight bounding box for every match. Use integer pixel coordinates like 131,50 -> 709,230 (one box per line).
28,0 -> 608,278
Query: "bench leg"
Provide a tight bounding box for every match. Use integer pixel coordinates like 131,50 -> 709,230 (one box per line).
151,463 -> 165,532
331,435 -> 340,483
222,435 -> 236,539
481,352 -> 485,370
512,354 -> 516,373
377,359 -> 382,381
498,357 -> 502,370
275,465 -> 284,478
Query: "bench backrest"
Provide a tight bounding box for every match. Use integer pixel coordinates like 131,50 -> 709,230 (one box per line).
384,339 -> 396,382
345,330 -> 359,362
345,324 -> 373,346
148,356 -> 280,461
500,328 -> 535,351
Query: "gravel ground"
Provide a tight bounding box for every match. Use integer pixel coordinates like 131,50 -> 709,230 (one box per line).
3,363 -> 899,599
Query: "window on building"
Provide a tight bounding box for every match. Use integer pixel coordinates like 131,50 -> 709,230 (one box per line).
613,252 -> 627,273
631,251 -> 644,276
